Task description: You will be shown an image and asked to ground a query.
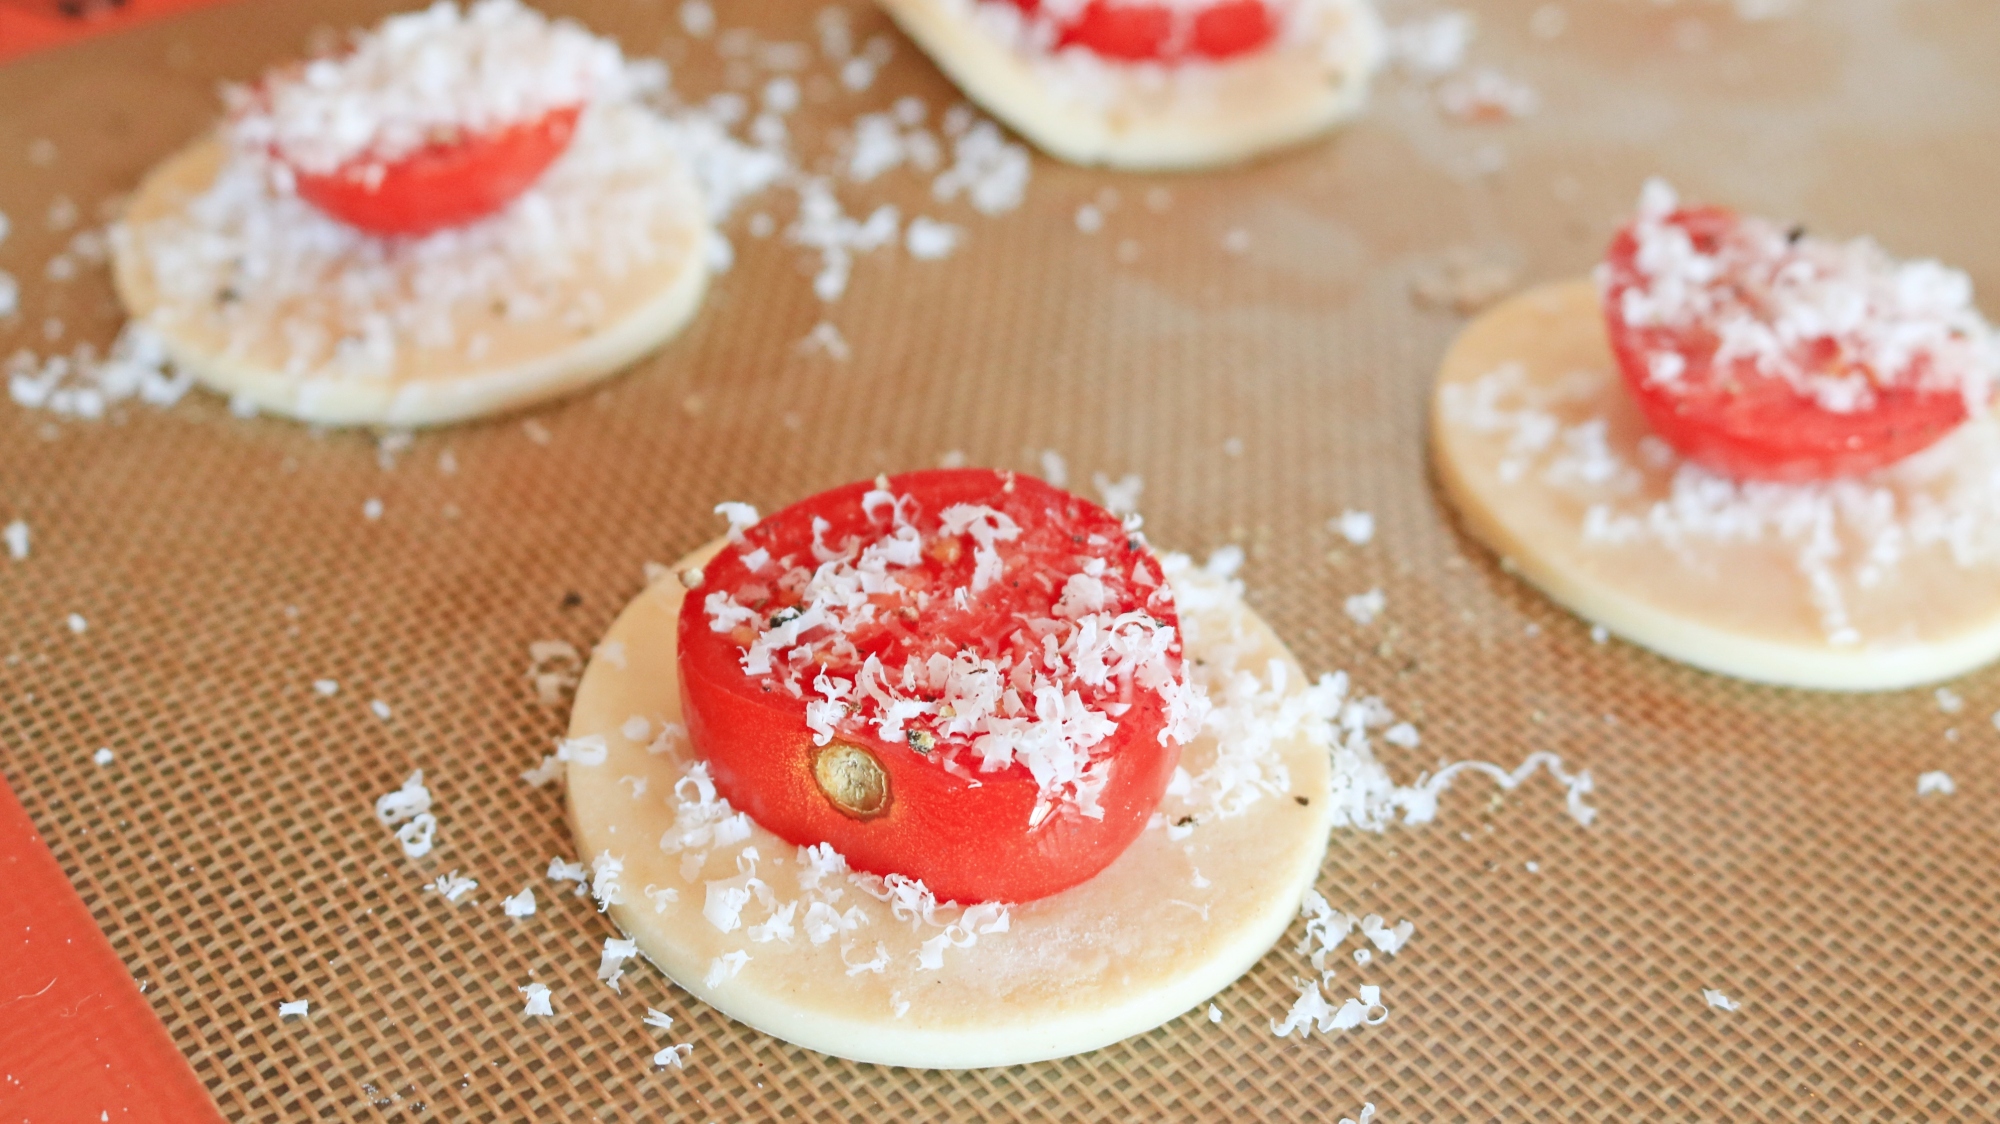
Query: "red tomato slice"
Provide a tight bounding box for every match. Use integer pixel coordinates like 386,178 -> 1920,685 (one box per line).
676,468 -> 1191,905
1601,201 -> 1981,482
1006,0 -> 1278,62
289,104 -> 582,237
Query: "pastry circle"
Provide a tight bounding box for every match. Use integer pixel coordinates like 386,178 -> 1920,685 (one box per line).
565,542 -> 1336,1068
112,100 -> 709,428
1431,280 -> 2000,691
879,0 -> 1383,170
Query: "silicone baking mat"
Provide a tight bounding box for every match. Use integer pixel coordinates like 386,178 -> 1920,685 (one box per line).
3,0 -> 1997,1118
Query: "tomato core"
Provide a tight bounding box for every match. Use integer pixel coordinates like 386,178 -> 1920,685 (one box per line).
676,469 -> 1195,905
1005,0 -> 1279,62
288,104 -> 582,237
1601,199 -> 1984,482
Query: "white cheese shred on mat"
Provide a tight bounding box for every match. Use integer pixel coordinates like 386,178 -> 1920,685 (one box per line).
1703,988 -> 1740,1012
642,1007 -> 674,1030
547,856 -> 590,896
278,1000 -> 309,1019
1333,510 -> 1375,545
374,770 -> 439,857
3,520 -> 28,561
597,937 -> 639,992
91,748 -> 114,767
520,981 -> 554,1019
1340,1105 -> 1378,1124
1271,981 -> 1389,1039
432,871 -> 478,904
1916,771 -> 1956,797
502,887 -> 537,918
653,1043 -> 694,1068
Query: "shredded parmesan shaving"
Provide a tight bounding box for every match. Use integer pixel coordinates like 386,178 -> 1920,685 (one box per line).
519,981 -> 554,1018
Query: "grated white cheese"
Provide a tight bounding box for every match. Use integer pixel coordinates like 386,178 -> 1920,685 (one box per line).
1436,67 -> 1538,122
1343,589 -> 1385,626
653,1043 -> 694,1068
432,871 -> 478,903
370,699 -> 392,720
1606,179 -> 1995,416
519,981 -> 554,1018
1916,771 -> 1955,797
1703,988 -> 1739,1012
1333,510 -> 1375,545
396,814 -> 438,857
66,613 -> 87,635
1444,358 -> 2000,646
520,754 -> 565,788
1270,980 -> 1389,1038
228,0 -> 641,175
3,520 -> 28,561
547,855 -> 590,895
1386,10 -> 1473,77
1935,688 -> 1964,714
556,734 -> 609,767
92,748 -> 114,767
278,1000 -> 309,1018
527,640 -> 583,705
1092,472 -> 1143,517
597,936 -> 639,991
700,487 -> 1201,820
704,950 -> 750,988
590,850 -> 626,910
374,770 -> 432,825
904,216 -> 962,260
313,678 -> 339,696
502,887 -> 536,917
1207,1004 -> 1222,1024
643,1007 -> 674,1030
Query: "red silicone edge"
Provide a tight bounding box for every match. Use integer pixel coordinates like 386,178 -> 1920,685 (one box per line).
0,774 -> 226,1123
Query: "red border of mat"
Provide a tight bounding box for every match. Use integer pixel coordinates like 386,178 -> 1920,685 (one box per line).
0,775 -> 226,1124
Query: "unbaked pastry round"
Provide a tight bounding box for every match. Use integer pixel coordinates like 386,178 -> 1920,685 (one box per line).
879,0 -> 1382,170
1431,280 -> 2000,691
112,100 -> 709,429
565,541 -> 1336,1068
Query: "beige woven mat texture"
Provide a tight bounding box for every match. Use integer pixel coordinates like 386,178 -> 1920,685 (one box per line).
3,0 -> 1998,1119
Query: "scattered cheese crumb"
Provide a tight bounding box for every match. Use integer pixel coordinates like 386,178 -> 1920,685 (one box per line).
547,856 -> 590,895
904,216 -> 961,260
370,699 -> 392,720
705,950 -> 750,987
643,1007 -> 674,1030
362,498 -> 383,521
520,981 -> 554,1018
797,321 -> 850,361
1075,204 -> 1104,234
1333,510 -> 1375,545
598,936 -> 639,990
527,640 -> 583,705
1917,771 -> 1956,797
92,747 -> 114,767
1703,988 -> 1739,1012
653,1043 -> 694,1068
1092,472 -> 1143,517
313,679 -> 339,697
679,0 -> 714,37
278,1000 -> 309,1018
432,871 -> 478,904
66,613 -> 87,635
521,754 -> 564,788
502,887 -> 536,917
3,520 -> 28,560
1437,67 -> 1539,122
1383,722 -> 1420,749
1935,688 -> 1965,714
1344,589 -> 1386,626
1590,624 -> 1609,644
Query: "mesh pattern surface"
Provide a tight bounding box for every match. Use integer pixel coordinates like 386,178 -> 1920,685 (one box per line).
3,0 -> 1999,1119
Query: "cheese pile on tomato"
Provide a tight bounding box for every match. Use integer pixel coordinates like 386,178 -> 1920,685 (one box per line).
227,0 -> 652,235
678,469 -> 1209,904
1599,179 -> 1997,482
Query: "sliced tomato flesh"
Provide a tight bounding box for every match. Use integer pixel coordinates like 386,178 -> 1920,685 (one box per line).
290,104 -> 582,237
1006,0 -> 1278,62
676,468 -> 1190,905
1601,201 -> 1981,482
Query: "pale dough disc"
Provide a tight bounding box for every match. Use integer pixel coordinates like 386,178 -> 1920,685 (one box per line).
1431,280 -> 2000,691
565,542 -> 1336,1068
879,0 -> 1382,170
112,100 -> 710,429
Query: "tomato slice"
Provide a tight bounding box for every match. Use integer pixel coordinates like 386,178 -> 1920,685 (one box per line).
1600,189 -> 1988,482
1005,0 -> 1278,62
676,468 -> 1197,905
288,104 -> 582,238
